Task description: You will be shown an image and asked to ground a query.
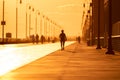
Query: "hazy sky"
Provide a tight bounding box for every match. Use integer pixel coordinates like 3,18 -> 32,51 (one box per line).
0,0 -> 90,38
31,0 -> 85,37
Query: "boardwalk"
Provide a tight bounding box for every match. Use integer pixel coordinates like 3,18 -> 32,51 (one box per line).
0,42 -> 120,80
0,41 -> 75,76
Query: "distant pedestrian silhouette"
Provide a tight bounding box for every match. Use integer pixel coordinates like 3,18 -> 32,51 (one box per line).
41,35 -> 45,44
59,30 -> 67,50
77,36 -> 81,43
31,34 -> 35,44
48,37 -> 50,43
36,34 -> 39,44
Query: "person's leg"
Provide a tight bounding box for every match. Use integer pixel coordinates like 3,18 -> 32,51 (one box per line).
63,41 -> 65,50
60,41 -> 62,50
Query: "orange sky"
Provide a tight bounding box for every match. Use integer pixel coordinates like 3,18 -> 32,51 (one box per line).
31,0 -> 85,37
0,0 -> 91,38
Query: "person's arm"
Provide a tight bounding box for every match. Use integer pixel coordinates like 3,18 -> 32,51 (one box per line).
59,34 -> 61,38
65,34 -> 67,41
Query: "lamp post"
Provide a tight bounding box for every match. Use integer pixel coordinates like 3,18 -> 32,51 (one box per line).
47,18 -> 50,38
16,0 -> 22,43
50,20 -> 52,39
53,22 -> 55,38
42,15 -> 45,36
28,6 -> 34,38
1,0 -> 5,44
40,13 -> 42,36
105,0 -> 115,55
26,3 -> 30,39
89,2 -> 94,45
96,0 -> 101,49
46,17 -> 49,38
29,6 -> 31,38
38,12 -> 40,35
26,0 -> 33,39
45,16 -> 47,38
87,10 -> 91,46
43,15 -> 47,37
35,10 -> 40,34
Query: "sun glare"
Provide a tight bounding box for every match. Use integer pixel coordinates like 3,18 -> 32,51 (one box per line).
0,41 -> 75,76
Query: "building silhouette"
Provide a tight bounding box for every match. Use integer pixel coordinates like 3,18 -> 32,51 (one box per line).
82,0 -> 120,52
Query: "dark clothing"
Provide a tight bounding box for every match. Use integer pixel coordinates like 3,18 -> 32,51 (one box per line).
59,33 -> 67,41
32,35 -> 35,44
78,36 -> 81,43
41,35 -> 45,44
36,34 -> 39,44
59,32 -> 67,50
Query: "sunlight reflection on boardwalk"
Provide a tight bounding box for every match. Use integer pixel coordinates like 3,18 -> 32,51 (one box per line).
0,41 -> 75,76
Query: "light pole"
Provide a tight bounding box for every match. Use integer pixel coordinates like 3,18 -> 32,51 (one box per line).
38,12 -> 40,35
29,6 -> 31,38
47,18 -> 50,38
28,6 -> 34,38
26,3 -> 30,39
42,15 -> 45,36
53,22 -> 55,38
89,2 -> 94,45
45,16 -> 47,38
96,0 -> 101,49
16,0 -> 22,43
87,10 -> 91,45
40,13 -> 42,36
1,0 -> 5,44
50,20 -> 52,40
106,0 -> 115,55
35,10 -> 40,34
43,15 -> 46,37
46,17 -> 49,38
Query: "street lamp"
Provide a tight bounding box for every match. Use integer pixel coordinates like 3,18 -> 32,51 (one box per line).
26,3 -> 31,39
16,0 -> 22,43
1,0 -> 5,44
87,10 -> 91,45
46,17 -> 49,38
28,6 -> 34,38
49,20 -> 52,39
38,12 -> 40,35
35,10 -> 40,34
39,13 -> 42,37
41,14 -> 45,36
53,22 -> 55,38
45,16 -> 47,38
89,2 -> 94,45
43,15 -> 47,37
96,0 -> 101,49
105,0 -> 115,55
28,6 -> 31,38
47,18 -> 51,38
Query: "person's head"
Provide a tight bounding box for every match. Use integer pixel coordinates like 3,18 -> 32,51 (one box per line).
61,30 -> 64,33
